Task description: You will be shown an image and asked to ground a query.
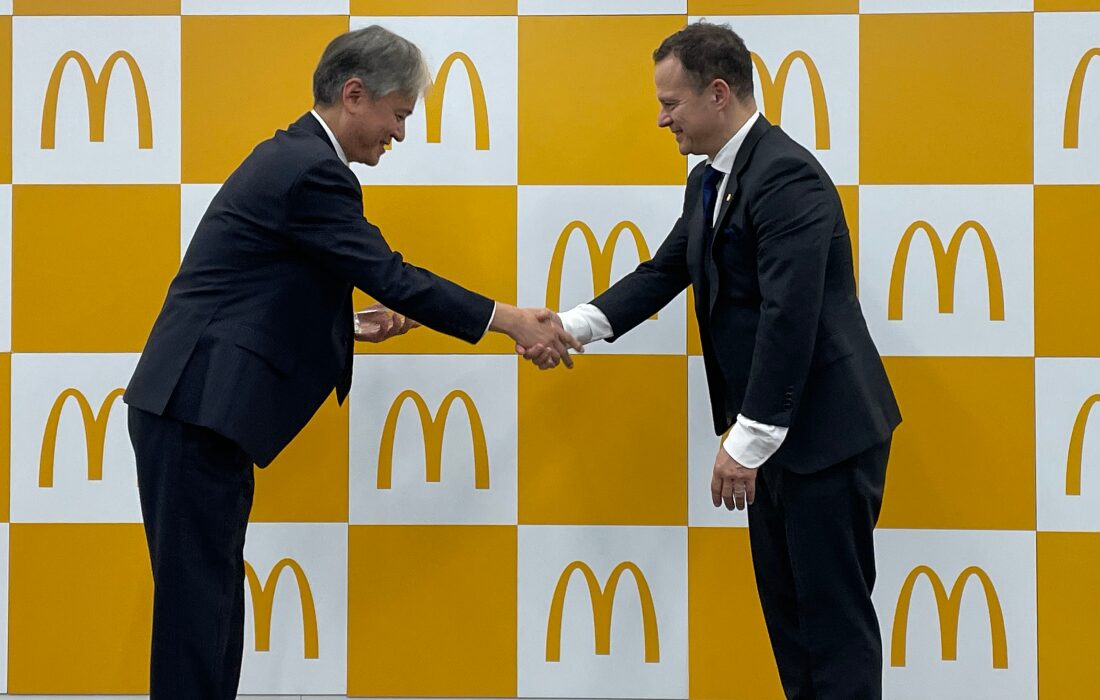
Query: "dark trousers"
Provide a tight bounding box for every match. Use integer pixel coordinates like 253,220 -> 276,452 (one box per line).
128,406 -> 255,700
748,440 -> 891,700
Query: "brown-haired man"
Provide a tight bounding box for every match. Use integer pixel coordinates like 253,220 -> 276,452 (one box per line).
528,21 -> 902,699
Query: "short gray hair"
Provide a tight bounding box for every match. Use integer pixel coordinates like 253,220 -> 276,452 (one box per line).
313,26 -> 431,106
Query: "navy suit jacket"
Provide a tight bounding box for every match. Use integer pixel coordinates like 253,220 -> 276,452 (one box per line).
593,116 -> 900,473
125,113 -> 495,466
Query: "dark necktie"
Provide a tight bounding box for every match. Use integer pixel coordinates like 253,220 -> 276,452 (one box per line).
701,164 -> 723,232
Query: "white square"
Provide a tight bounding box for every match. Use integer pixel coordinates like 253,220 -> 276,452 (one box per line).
1036,358 -> 1100,532
349,355 -> 517,525
348,16 -> 517,185
1035,12 -> 1100,184
689,14 -> 859,186
518,526 -> 688,699
859,185 -> 1034,357
875,529 -> 1037,700
239,523 -> 348,696
10,353 -> 142,523
12,16 -> 181,184
180,183 -> 220,260
0,185 -> 10,353
518,186 -> 687,355
688,356 -> 748,527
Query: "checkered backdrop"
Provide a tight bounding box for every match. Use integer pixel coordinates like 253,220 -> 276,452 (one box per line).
0,1 -> 1098,698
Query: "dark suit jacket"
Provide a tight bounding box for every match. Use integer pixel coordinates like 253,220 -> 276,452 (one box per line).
593,116 -> 900,473
125,113 -> 495,466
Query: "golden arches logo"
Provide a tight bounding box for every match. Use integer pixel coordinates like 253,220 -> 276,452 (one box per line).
891,565 -> 1008,669
39,387 -> 126,488
424,51 -> 489,150
545,560 -> 660,663
244,558 -> 319,659
887,221 -> 1005,321
1066,394 -> 1100,496
750,51 -> 830,150
545,220 -> 656,319
1064,48 -> 1100,149
41,50 -> 153,150
377,389 -> 489,490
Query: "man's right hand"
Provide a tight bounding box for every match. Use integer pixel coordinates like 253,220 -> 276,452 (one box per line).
490,304 -> 583,369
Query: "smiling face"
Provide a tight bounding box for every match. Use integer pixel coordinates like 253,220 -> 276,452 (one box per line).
654,56 -> 730,160
341,79 -> 416,166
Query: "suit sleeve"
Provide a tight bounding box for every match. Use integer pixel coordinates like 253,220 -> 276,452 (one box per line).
284,157 -> 495,344
588,188 -> 694,341
741,156 -> 835,427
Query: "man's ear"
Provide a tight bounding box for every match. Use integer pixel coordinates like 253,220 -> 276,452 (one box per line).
711,78 -> 733,109
342,77 -> 367,112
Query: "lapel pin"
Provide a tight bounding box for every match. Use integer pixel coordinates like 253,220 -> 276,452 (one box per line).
725,193 -> 732,202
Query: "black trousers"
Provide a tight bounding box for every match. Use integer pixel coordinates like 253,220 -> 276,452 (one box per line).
128,406 -> 255,700
748,439 -> 891,700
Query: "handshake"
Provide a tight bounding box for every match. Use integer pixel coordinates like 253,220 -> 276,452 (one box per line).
354,302 -> 584,369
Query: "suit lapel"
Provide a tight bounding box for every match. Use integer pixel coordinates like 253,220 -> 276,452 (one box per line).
706,114 -> 771,316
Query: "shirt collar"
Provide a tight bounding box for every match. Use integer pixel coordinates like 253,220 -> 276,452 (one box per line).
708,111 -> 760,175
310,109 -> 349,167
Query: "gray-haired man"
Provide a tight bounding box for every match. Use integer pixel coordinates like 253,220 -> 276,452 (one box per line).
124,26 -> 579,698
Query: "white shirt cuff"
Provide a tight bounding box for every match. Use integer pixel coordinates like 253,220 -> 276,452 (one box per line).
479,302 -> 498,341
721,414 -> 789,469
558,303 -> 612,345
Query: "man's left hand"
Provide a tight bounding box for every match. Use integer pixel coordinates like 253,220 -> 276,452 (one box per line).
354,304 -> 420,343
711,445 -> 758,511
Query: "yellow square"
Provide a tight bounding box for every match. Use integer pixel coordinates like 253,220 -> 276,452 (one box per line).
1035,186 -> 1100,357
348,525 -> 517,697
353,185 -> 516,355
878,357 -> 1034,530
182,15 -> 348,184
7,523 -> 152,694
12,185 -> 179,352
689,528 -> 784,700
518,15 -> 686,185
0,354 -> 8,523
518,355 -> 687,525
1037,532 -> 1100,699
352,0 -> 516,13
689,0 -> 856,12
13,0 -> 179,13
251,391 -> 348,522
0,18 -> 10,184
1036,1 -> 1100,9
860,13 -> 1032,184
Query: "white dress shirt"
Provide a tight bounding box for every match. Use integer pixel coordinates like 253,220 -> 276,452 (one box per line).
558,112 -> 788,468
310,110 -> 496,339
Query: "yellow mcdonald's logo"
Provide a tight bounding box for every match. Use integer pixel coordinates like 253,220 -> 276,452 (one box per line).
751,50 -> 830,150
887,220 -> 1005,321
39,387 -> 126,488
423,51 -> 489,150
1066,394 -> 1100,496
545,220 -> 656,319
41,50 -> 153,150
545,560 -> 660,663
891,565 -> 1008,669
1064,48 -> 1100,149
244,558 -> 319,659
377,389 -> 489,490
